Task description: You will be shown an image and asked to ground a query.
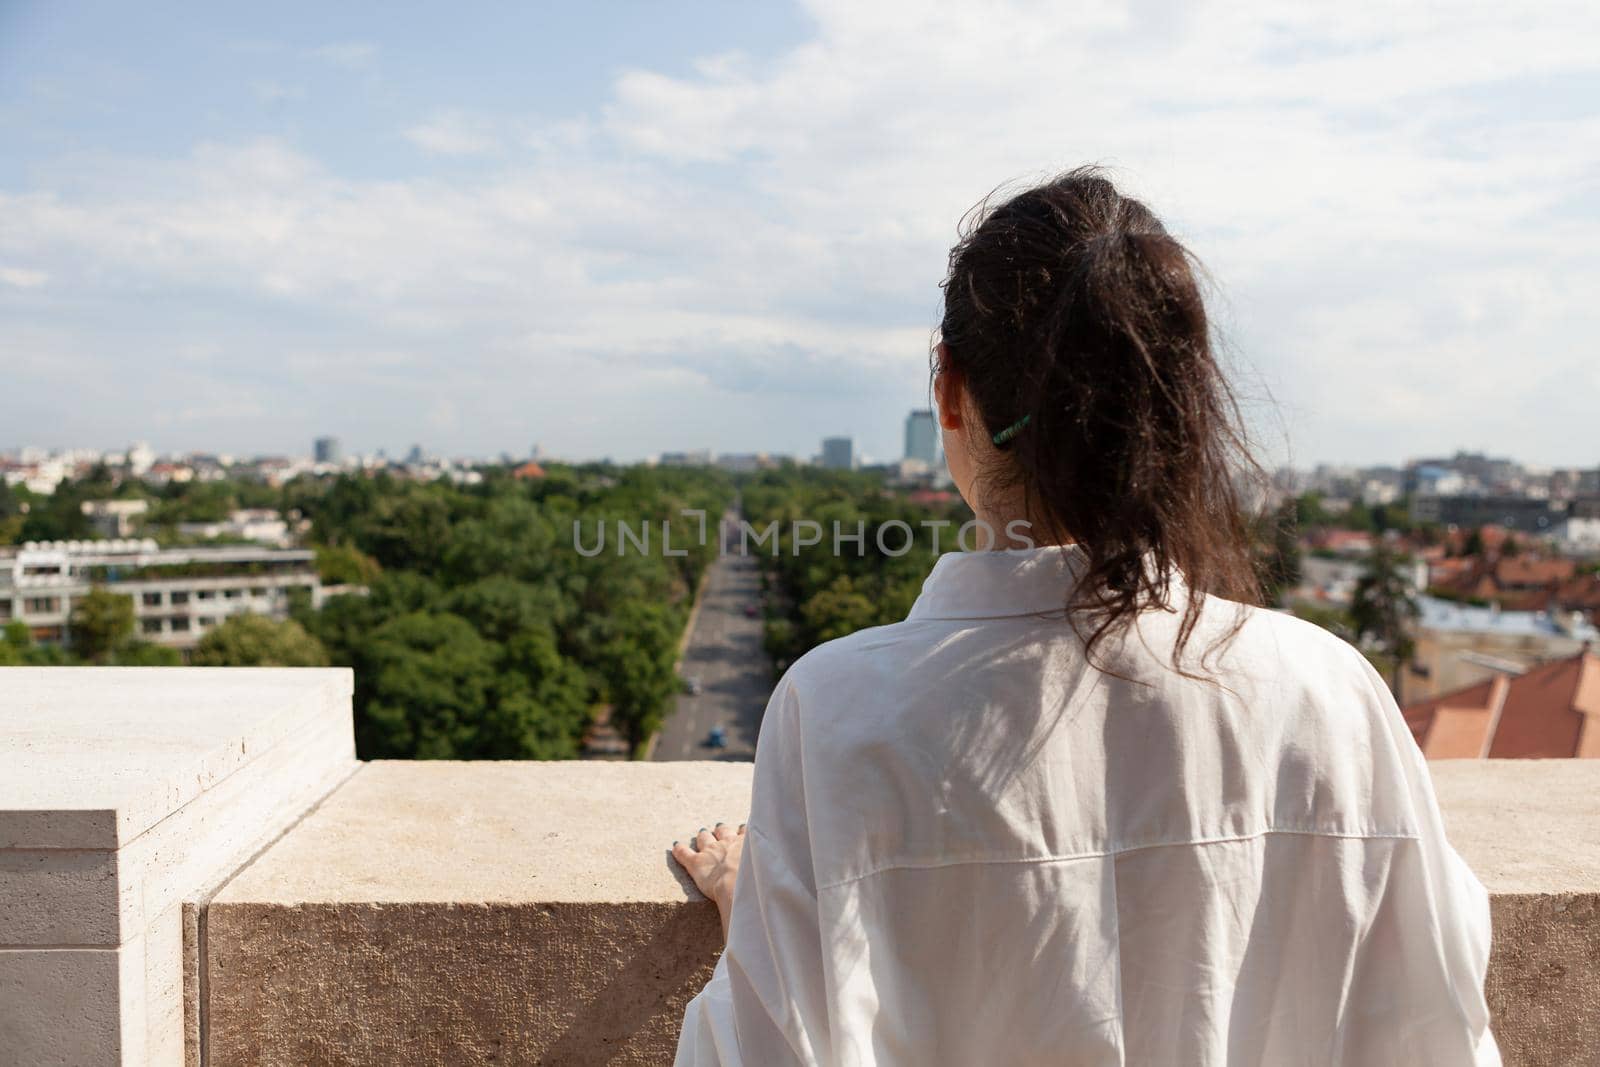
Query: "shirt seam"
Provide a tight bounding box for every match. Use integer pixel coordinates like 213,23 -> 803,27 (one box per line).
815,826 -> 1422,892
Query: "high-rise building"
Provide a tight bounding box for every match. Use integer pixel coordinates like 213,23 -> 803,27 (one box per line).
125,441 -> 155,477
313,436 -> 342,465
821,437 -> 854,471
904,409 -> 938,467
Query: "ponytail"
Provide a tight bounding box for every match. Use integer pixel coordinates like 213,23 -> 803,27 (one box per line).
938,167 -> 1260,674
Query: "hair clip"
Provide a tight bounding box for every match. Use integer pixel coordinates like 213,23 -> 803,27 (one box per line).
991,414 -> 1031,447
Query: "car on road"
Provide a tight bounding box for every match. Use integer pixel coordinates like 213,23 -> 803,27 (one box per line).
686,676 -> 703,695
744,604 -> 759,618
707,725 -> 727,749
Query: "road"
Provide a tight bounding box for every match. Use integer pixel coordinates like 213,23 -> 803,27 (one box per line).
653,540 -> 772,762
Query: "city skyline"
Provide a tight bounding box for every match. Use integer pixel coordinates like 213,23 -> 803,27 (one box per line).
3,3 -> 1598,466
5,432 -> 1599,487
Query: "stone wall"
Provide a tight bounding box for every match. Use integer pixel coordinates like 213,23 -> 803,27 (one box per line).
201,761 -> 751,1066
4,668 -> 1597,1066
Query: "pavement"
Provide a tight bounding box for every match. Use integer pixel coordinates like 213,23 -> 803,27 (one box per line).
652,541 -> 772,762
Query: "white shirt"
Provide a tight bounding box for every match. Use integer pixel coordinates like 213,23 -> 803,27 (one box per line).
676,546 -> 1499,1066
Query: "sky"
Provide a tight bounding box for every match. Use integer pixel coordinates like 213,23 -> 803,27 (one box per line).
2,1 -> 1597,468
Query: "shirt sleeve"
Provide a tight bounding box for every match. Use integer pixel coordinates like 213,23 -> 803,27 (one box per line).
675,673 -> 832,1066
1348,649 -> 1502,1066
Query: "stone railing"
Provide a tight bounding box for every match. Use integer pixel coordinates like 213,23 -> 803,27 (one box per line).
3,668 -> 1597,1065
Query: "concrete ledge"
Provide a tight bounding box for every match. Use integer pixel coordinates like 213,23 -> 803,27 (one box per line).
201,759 -> 1600,1067
1431,760 -> 1600,1066
0,667 -> 357,1066
205,761 -> 752,1066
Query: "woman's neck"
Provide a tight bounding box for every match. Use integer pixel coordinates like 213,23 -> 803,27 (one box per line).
969,488 -> 1070,551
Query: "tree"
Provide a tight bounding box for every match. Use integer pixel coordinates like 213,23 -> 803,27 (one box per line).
801,575 -> 879,644
314,543 -> 382,586
589,599 -> 685,748
0,479 -> 22,543
485,625 -> 591,759
192,615 -> 330,667
0,619 -> 85,665
1294,493 -> 1334,529
113,642 -> 182,666
1350,545 -> 1419,696
1342,499 -> 1375,533
357,611 -> 499,759
69,588 -> 135,663
1255,501 -> 1302,607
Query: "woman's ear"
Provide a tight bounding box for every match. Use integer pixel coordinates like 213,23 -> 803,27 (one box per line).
934,347 -> 964,431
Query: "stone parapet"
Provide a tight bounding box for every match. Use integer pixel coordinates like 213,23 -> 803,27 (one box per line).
0,667 -> 356,1066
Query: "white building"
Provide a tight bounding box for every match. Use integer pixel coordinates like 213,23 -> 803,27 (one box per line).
126,442 -> 155,477
1550,516 -> 1600,555
176,508 -> 291,547
0,540 -> 324,651
80,499 -> 151,538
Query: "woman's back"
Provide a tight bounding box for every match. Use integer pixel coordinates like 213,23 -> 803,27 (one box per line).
678,546 -> 1497,1065
672,169 -> 1498,1065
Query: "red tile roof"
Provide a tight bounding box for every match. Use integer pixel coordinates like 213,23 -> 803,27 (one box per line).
1403,651 -> 1600,759
1496,557 -> 1578,588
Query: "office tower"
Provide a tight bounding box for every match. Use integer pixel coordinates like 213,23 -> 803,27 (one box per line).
904,409 -> 938,467
821,437 -> 854,471
314,436 -> 342,465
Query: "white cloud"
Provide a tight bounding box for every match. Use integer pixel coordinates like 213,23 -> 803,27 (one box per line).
3,0 -> 1598,463
252,81 -> 305,105
305,42 -> 377,70
402,112 -> 502,156
0,266 -> 49,289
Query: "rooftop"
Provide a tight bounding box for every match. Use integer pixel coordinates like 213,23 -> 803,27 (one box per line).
1404,650 -> 1600,758
1416,593 -> 1599,639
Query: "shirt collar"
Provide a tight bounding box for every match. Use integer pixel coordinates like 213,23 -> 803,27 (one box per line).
906,545 -> 1088,621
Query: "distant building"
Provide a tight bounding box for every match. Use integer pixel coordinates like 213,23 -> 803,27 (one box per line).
1552,516 -> 1600,554
79,499 -> 150,538
0,540 -> 324,651
511,461 -> 547,481
903,410 -> 938,467
175,508 -> 291,547
125,442 -> 155,477
1403,650 -> 1600,758
1408,464 -> 1468,498
715,453 -> 765,473
659,450 -> 713,467
1402,594 -> 1599,703
142,462 -> 194,487
2,456 -> 70,495
314,436 -> 342,465
1409,494 -> 1562,534
820,437 -> 854,471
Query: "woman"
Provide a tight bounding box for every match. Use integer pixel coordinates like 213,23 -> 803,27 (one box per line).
670,168 -> 1498,1065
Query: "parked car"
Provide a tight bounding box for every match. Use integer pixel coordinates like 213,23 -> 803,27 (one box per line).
707,725 -> 727,749
744,604 -> 759,618
686,676 -> 703,695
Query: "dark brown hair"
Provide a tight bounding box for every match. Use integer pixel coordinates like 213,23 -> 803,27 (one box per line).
937,166 -> 1262,672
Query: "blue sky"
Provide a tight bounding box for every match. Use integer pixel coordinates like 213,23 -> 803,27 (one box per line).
2,1 -> 1597,467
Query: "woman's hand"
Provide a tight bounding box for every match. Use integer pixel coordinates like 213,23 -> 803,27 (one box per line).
672,822 -> 746,940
